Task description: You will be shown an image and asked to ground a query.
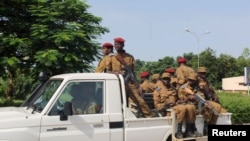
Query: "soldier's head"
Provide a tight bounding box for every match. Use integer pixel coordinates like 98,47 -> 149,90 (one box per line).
102,42 -> 113,55
187,73 -> 198,87
161,72 -> 171,86
197,67 -> 207,79
177,57 -> 187,65
165,68 -> 175,75
140,71 -> 150,80
151,73 -> 160,83
114,37 -> 125,53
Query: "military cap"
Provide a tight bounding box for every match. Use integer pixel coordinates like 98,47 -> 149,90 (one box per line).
197,67 -> 207,73
165,68 -> 175,73
187,73 -> 198,80
177,57 -> 187,63
151,74 -> 160,80
161,72 -> 171,78
114,37 -> 125,43
102,42 -> 113,48
140,71 -> 150,78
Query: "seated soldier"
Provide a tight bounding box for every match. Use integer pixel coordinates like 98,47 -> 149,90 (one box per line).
70,82 -> 99,115
140,71 -> 155,93
153,72 -> 177,116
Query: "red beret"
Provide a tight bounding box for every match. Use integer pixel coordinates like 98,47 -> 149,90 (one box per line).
114,37 -> 125,43
140,71 -> 150,78
102,42 -> 113,48
177,57 -> 187,63
165,68 -> 175,73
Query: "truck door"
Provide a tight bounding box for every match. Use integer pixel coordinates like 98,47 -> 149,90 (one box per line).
39,81 -> 110,141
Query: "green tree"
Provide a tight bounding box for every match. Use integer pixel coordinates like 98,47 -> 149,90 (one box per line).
199,47 -> 221,88
216,54 -> 238,89
0,0 -> 108,100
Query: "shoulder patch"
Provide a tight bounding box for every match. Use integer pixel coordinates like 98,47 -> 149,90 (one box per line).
156,87 -> 161,91
108,53 -> 114,56
181,85 -> 186,89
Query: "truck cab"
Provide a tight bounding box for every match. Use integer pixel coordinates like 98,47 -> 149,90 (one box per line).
0,73 -> 232,141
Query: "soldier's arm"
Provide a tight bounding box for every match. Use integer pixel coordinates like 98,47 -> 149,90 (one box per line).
95,58 -> 106,73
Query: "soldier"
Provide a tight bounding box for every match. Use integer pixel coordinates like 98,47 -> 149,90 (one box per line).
107,37 -> 153,118
95,42 -> 114,73
197,66 -> 228,135
139,71 -> 155,93
197,67 -> 224,105
175,57 -> 196,89
153,72 -> 177,116
177,73 -> 202,138
165,67 -> 175,76
165,68 -> 177,89
151,73 -> 165,88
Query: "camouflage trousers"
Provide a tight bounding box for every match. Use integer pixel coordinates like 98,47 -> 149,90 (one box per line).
202,101 -> 227,124
173,104 -> 196,123
126,83 -> 153,118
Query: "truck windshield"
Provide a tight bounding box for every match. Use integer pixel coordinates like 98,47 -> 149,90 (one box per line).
30,79 -> 62,113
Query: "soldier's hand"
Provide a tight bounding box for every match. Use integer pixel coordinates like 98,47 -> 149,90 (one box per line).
137,87 -> 142,94
188,95 -> 195,100
212,95 -> 218,101
184,88 -> 194,95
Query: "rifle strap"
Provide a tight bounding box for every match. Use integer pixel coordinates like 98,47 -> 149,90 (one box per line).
115,54 -> 146,118
115,53 -> 126,66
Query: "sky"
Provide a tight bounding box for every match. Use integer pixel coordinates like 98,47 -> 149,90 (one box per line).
86,0 -> 250,62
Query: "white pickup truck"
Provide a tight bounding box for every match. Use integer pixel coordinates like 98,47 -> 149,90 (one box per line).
0,73 -> 232,141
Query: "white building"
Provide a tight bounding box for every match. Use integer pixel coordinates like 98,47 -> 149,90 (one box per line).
222,76 -> 249,92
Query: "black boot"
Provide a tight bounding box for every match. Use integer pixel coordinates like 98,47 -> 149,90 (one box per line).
203,121 -> 208,136
184,123 -> 196,138
191,123 -> 202,137
175,123 -> 183,139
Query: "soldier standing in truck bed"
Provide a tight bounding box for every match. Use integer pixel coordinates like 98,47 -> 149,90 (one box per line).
95,42 -> 114,73
175,57 -> 196,89
106,37 -> 153,118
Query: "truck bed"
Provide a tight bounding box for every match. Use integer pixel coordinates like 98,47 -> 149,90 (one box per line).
128,93 -> 232,141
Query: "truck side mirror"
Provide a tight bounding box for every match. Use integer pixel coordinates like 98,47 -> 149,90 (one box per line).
38,72 -> 48,83
60,102 -> 73,121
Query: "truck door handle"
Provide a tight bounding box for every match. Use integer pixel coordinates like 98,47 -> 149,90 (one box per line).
47,127 -> 67,131
93,124 -> 103,128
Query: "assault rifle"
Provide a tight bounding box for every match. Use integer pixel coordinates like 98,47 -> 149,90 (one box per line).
181,85 -> 219,116
115,54 -> 144,117
194,93 -> 219,116
115,54 -> 141,90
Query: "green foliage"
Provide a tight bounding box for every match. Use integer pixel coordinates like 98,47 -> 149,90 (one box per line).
0,0 -> 108,100
0,97 -> 23,107
218,92 -> 250,124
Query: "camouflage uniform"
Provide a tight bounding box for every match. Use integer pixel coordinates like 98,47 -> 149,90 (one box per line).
165,68 -> 177,89
197,67 -> 228,135
140,79 -> 155,93
153,73 -> 177,111
95,42 -> 114,73
108,38 -> 153,118
175,57 -> 196,89
95,53 -> 113,73
151,73 -> 165,88
175,73 -> 202,138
